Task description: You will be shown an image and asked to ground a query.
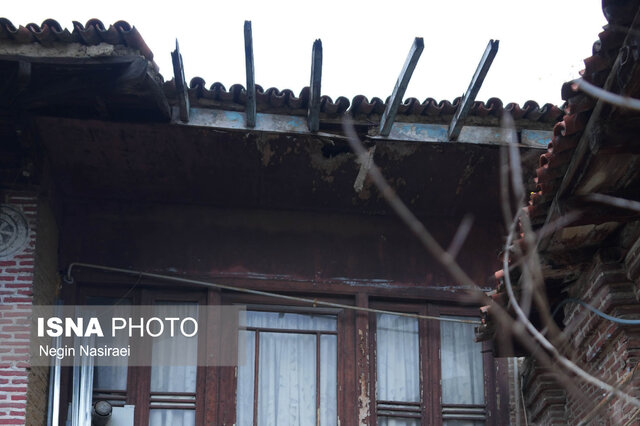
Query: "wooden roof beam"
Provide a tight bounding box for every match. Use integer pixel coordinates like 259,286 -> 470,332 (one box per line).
171,39 -> 190,122
379,37 -> 424,137
307,39 -> 322,133
244,20 -> 256,128
448,40 -> 499,141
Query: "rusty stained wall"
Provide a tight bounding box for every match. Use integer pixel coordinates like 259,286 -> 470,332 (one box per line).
58,199 -> 504,293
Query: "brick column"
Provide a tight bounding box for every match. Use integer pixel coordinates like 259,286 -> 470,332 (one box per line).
562,249 -> 640,424
0,194 -> 37,425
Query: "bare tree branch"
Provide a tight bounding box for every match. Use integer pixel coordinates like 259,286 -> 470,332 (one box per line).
343,115 -> 640,415
573,78 -> 640,111
584,193 -> 640,212
447,214 -> 474,259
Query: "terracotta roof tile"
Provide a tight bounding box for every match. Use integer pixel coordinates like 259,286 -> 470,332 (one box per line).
0,18 -> 155,65
179,77 -> 562,123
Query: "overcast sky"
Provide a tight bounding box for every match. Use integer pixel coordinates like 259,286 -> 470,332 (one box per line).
5,0 -> 607,106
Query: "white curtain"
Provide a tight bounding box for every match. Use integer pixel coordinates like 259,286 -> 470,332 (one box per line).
89,298 -> 130,391
440,316 -> 484,405
149,303 -> 199,426
236,311 -> 337,426
376,314 -> 420,426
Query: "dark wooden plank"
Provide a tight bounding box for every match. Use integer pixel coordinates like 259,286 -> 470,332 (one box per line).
114,57 -> 148,90
204,290 -> 221,425
171,39 -> 190,122
308,39 -> 323,132
244,21 -> 256,128
448,40 -> 499,141
355,293 -> 371,424
379,37 -> 424,136
143,70 -> 172,122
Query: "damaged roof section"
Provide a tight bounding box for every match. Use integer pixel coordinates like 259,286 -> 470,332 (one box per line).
0,18 -> 561,148
0,17 -> 559,219
478,0 -> 640,349
0,18 -> 156,68
174,79 -> 562,127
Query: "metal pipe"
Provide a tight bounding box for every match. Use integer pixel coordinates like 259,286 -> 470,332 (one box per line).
64,262 -> 481,325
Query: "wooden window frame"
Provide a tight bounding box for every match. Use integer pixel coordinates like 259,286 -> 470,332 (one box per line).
369,301 -> 498,425
73,284 -> 209,426
65,282 -> 503,426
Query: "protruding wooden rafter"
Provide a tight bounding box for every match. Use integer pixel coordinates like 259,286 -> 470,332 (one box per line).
379,37 -> 424,137
244,20 -> 256,128
448,39 -> 499,141
307,39 -> 323,132
171,39 -> 190,122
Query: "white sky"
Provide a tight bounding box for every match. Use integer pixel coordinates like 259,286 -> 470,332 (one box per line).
5,0 -> 607,106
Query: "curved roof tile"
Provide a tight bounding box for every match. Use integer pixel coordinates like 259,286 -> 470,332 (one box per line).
0,18 -> 154,64
178,76 -> 562,123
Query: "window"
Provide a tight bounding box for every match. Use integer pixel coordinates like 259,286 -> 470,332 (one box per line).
236,310 -> 338,426
69,285 -> 501,426
440,316 -> 485,425
375,314 -> 421,425
81,289 -> 206,426
148,303 -> 199,426
371,304 -> 491,425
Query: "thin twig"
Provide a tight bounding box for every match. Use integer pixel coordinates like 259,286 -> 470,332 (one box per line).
573,78 -> 640,111
535,210 -> 583,242
502,208 -> 640,409
447,214 -> 474,259
577,363 -> 640,426
343,116 -> 640,411
584,193 -> 640,212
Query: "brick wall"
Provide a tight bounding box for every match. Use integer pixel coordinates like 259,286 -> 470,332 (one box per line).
0,193 -> 37,425
521,356 -> 567,425
563,249 -> 640,424
522,247 -> 640,425
26,197 -> 58,426
0,192 -> 59,426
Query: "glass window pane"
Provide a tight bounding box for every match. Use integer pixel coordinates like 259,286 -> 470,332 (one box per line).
258,332 -> 316,425
87,297 -> 131,391
236,330 -> 256,426
244,311 -> 336,331
376,314 -> 420,402
378,417 -> 420,426
440,316 -> 484,405
320,335 -> 337,426
237,311 -> 337,426
151,303 -> 199,393
149,409 -> 195,426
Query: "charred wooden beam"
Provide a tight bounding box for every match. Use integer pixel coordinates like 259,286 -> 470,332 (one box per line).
171,39 -> 190,122
144,70 -> 172,122
307,39 -> 322,133
114,57 -> 148,90
0,60 -> 30,106
244,21 -> 256,128
448,40 -> 499,141
379,37 -> 424,137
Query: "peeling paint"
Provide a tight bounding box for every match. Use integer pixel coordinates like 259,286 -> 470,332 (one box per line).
308,140 -> 351,181
456,156 -> 478,195
381,141 -> 419,160
0,41 -> 125,57
254,135 -> 273,167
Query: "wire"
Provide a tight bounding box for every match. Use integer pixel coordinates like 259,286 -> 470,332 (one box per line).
65,262 -> 482,325
553,298 -> 640,325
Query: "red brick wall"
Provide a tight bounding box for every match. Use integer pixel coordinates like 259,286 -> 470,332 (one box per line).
0,193 -> 37,425
523,247 -> 640,425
